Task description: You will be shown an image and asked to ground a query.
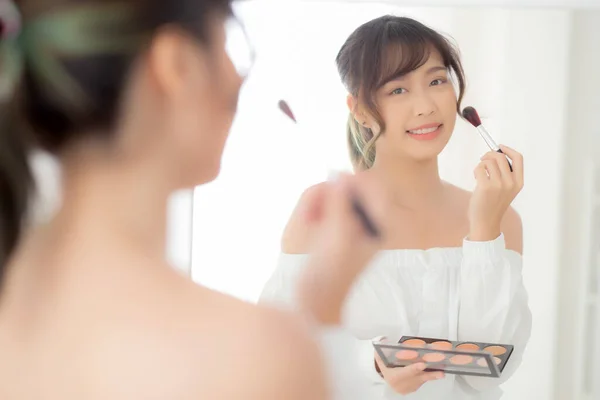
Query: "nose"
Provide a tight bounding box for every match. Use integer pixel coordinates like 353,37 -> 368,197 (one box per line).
413,89 -> 436,117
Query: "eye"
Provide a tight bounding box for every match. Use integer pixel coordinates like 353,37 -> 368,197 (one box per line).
390,88 -> 407,95
430,78 -> 447,86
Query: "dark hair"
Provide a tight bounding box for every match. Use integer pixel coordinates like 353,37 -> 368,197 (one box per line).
335,15 -> 466,170
0,0 -> 231,277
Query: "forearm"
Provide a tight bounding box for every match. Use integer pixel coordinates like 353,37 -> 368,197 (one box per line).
297,255 -> 356,325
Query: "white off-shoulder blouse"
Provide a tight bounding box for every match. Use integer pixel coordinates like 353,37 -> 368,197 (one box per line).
260,234 -> 532,400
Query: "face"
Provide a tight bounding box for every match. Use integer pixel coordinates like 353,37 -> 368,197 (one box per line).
358,50 -> 458,164
147,14 -> 244,188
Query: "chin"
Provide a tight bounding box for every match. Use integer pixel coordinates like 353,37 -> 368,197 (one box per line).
409,150 -> 443,163
407,134 -> 450,160
405,142 -> 447,161
177,160 -> 222,189
198,164 -> 222,185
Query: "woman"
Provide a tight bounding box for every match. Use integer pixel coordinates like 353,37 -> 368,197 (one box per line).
0,1 -> 395,399
260,15 -> 532,399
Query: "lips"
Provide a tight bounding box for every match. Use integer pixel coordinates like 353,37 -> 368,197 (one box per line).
405,124 -> 443,141
406,123 -> 443,135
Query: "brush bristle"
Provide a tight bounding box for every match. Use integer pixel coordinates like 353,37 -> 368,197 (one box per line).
278,100 -> 296,123
462,106 -> 481,127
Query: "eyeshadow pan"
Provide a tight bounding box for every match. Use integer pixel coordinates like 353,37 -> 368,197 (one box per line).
396,350 -> 419,360
402,339 -> 426,348
450,355 -> 473,365
423,352 -> 446,363
456,343 -> 480,351
483,345 -> 507,356
429,341 -> 452,350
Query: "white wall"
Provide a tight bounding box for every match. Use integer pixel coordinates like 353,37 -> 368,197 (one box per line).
29,152 -> 62,226
308,0 -> 600,8
556,10 -> 600,400
480,10 -> 572,400
165,190 -> 193,275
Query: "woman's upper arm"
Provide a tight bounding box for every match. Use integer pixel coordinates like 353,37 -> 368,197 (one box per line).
246,311 -> 329,400
501,206 -> 523,254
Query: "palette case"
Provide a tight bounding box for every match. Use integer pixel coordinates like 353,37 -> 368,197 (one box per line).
372,336 -> 514,378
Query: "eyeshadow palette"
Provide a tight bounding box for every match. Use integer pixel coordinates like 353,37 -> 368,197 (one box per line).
372,336 -> 514,378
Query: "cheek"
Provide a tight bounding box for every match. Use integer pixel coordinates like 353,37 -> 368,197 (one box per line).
440,87 -> 458,115
185,87 -> 213,139
171,76 -> 222,172
442,92 -> 458,127
379,98 -> 410,131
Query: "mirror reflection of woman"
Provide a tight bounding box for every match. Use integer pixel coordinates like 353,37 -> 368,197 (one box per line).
0,1 -> 391,398
261,15 -> 532,399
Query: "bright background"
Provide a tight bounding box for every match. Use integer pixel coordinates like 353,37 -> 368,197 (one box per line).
24,1 -> 600,399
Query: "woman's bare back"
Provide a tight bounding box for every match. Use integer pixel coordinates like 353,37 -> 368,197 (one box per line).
0,234 -> 328,400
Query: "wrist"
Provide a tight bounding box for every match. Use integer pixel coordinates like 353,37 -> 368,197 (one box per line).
298,291 -> 344,325
468,224 -> 501,242
297,263 -> 352,325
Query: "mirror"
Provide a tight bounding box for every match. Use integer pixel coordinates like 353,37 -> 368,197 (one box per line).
189,1 -> 600,399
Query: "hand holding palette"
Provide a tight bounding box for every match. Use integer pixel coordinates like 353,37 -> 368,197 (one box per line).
373,336 -> 514,378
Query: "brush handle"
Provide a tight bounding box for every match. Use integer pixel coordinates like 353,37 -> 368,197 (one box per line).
476,125 -> 500,152
477,125 -> 513,172
282,101 -> 381,240
496,149 -> 513,172
350,194 -> 381,239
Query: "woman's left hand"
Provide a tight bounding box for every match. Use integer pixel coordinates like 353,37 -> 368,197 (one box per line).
468,145 -> 524,241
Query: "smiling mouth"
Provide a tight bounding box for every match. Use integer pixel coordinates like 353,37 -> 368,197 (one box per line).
406,124 -> 443,135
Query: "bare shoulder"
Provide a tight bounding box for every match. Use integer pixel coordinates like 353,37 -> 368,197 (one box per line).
85,267 -> 327,399
181,287 -> 329,399
234,305 -> 328,399
281,182 -> 328,254
444,183 -> 523,254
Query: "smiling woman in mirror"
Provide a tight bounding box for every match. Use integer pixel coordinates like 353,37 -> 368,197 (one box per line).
261,15 -> 532,400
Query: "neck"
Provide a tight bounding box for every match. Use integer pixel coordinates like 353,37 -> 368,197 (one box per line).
54,140 -> 172,261
0,138 -> 174,323
370,155 -> 445,210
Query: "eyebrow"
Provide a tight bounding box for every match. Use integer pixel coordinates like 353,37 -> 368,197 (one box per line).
382,65 -> 448,86
426,66 -> 448,74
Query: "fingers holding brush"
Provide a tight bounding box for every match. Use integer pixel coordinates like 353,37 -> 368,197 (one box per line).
320,173 -> 388,256
499,145 -> 524,189
297,173 -> 389,325
480,152 -> 512,189
469,146 -> 524,241
480,147 -> 524,193
495,148 -> 513,172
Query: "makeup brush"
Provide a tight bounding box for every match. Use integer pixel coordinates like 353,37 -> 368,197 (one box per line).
277,99 -> 380,239
278,99 -> 296,123
461,106 -> 513,172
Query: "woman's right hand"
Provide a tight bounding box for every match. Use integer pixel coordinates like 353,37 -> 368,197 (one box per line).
375,352 -> 445,395
297,172 -> 389,325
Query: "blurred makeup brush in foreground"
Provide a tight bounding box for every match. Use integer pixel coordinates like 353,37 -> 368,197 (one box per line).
277,99 -> 380,239
278,99 -> 296,123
